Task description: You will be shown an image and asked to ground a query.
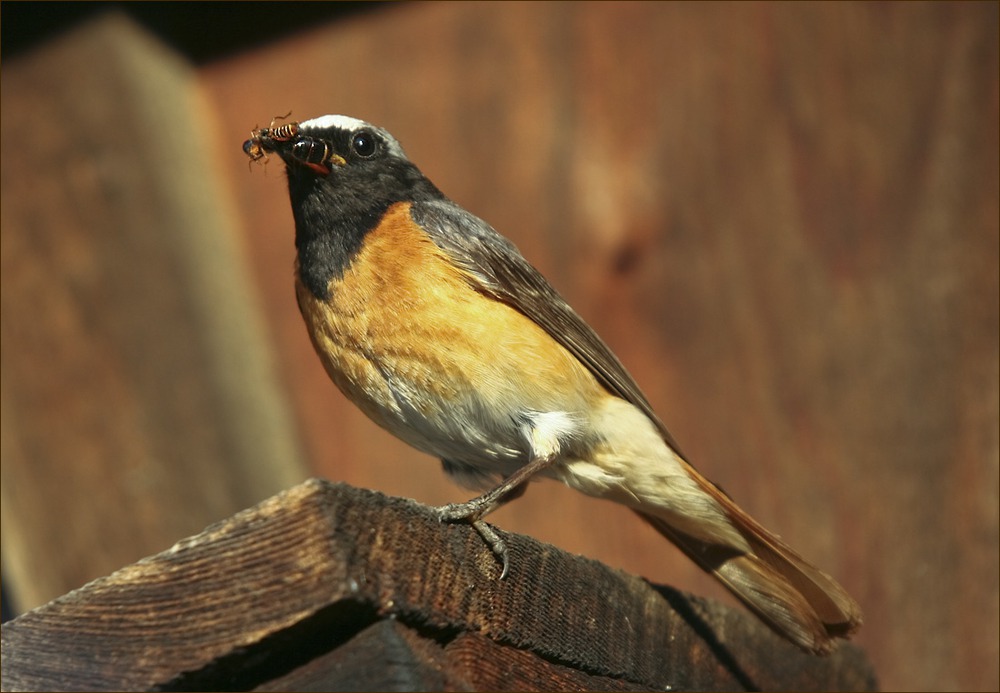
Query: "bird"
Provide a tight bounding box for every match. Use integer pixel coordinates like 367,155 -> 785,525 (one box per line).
243,113 -> 862,654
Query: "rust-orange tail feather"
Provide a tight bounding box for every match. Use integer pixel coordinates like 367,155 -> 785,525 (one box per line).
638,464 -> 862,654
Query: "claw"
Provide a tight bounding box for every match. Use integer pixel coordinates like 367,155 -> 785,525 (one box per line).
434,452 -> 557,580
436,503 -> 509,578
472,519 -> 510,579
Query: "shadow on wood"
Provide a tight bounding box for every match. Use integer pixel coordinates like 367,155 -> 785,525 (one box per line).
0,480 -> 877,691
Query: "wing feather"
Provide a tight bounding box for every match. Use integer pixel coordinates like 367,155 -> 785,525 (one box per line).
410,200 -> 686,456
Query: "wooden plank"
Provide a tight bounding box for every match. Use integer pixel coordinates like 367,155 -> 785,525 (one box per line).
253,620 -> 453,692
0,480 -> 876,692
0,13 -> 307,611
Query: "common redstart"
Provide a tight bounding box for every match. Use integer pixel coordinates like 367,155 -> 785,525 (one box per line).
243,114 -> 862,654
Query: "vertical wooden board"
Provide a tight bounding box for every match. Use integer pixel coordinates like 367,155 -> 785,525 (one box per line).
0,13 -> 308,611
201,2 -> 998,690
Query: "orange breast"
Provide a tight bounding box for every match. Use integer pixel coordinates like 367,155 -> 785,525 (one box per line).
294,201 -> 603,463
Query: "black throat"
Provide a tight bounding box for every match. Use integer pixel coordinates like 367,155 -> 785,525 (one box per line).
288,159 -> 444,300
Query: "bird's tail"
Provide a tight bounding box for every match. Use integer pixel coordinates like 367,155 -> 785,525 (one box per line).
638,464 -> 862,654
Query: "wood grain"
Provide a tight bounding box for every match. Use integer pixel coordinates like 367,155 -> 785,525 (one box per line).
0,480 -> 876,692
202,3 -> 998,690
0,4 -> 995,691
0,13 -> 307,609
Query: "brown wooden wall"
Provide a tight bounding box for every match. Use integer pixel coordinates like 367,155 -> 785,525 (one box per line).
2,3 -> 997,691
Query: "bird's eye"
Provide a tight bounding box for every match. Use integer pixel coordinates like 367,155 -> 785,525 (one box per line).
351,130 -> 377,158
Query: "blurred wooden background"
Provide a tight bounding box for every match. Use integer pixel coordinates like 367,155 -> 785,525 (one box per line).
1,3 -> 997,691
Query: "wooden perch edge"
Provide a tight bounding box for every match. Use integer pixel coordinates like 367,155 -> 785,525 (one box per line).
0,479 -> 877,691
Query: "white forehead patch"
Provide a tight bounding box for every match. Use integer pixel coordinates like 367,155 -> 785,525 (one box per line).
300,114 -> 369,132
298,114 -> 407,159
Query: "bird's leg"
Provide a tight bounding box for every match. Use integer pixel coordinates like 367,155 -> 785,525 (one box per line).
437,452 -> 556,579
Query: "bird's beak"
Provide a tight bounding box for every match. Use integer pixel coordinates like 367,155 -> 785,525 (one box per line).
243,131 -> 345,176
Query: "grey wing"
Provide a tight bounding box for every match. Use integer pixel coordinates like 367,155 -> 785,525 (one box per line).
410,199 -> 687,458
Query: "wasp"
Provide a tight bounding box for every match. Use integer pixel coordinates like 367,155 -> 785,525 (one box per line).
243,137 -> 266,162
259,111 -> 297,141
268,121 -> 299,141
244,112 -> 297,170
242,131 -> 272,172
289,136 -> 346,174
242,111 -> 344,175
